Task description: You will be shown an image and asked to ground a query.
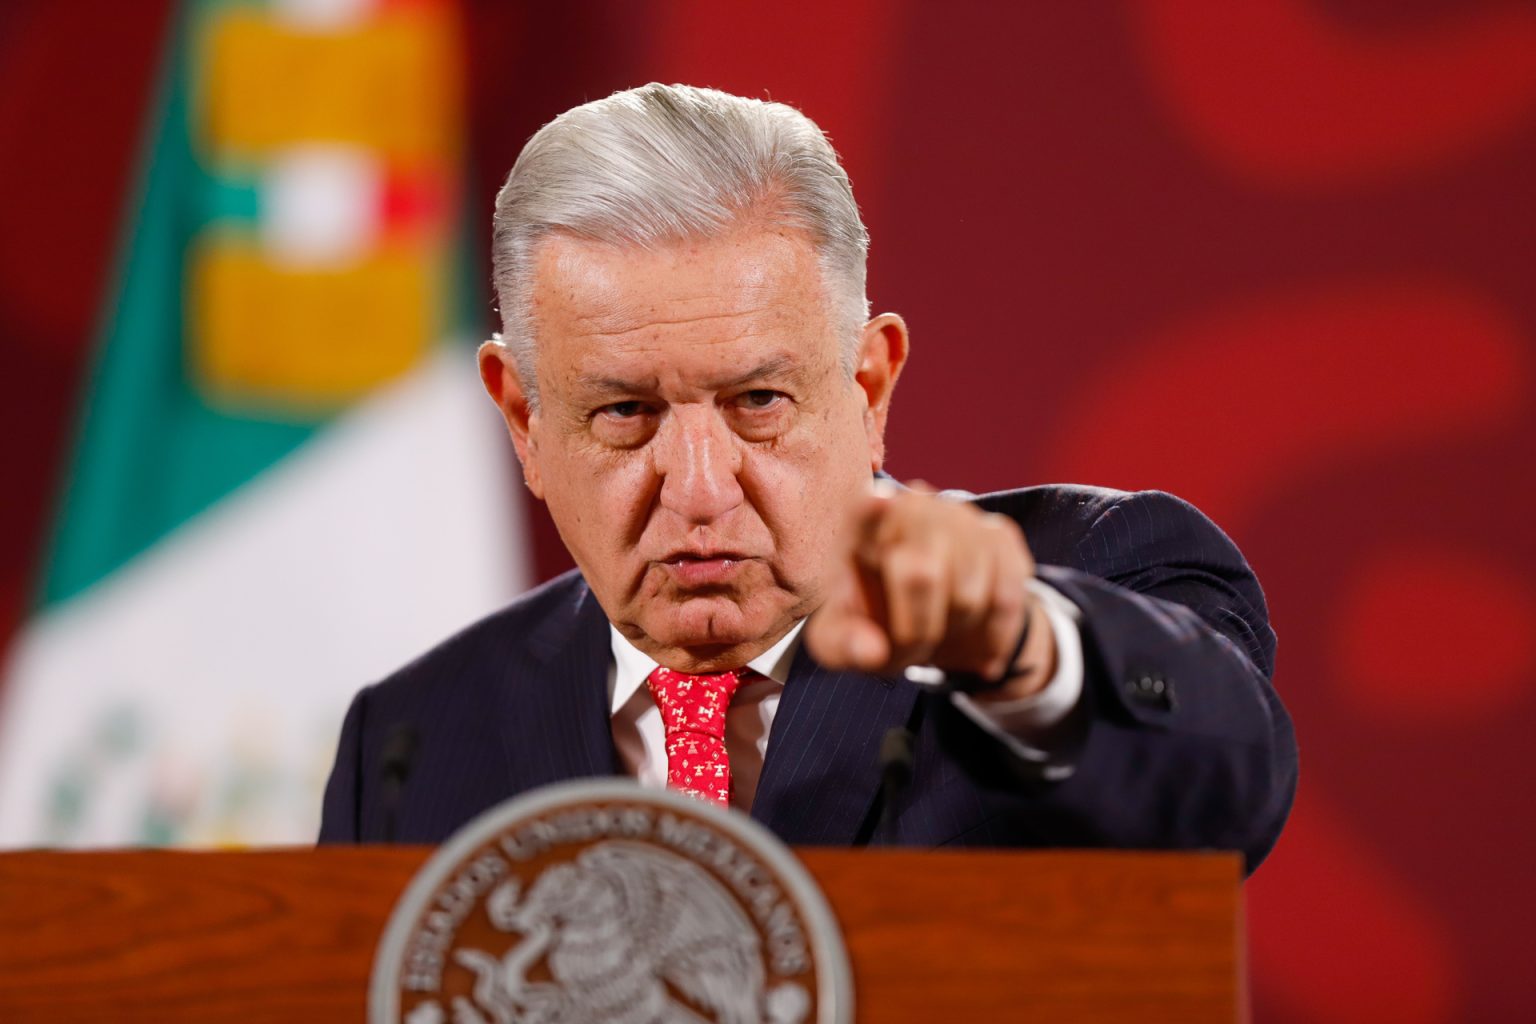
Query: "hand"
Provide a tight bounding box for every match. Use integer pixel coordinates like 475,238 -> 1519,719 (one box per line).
805,481 -> 1056,701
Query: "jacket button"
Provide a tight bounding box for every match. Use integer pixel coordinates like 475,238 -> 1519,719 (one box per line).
1125,674 -> 1175,710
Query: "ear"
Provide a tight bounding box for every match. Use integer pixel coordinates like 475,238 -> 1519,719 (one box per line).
477,339 -> 545,498
852,313 -> 909,472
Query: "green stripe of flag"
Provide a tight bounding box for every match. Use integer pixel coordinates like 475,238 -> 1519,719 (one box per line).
40,0 -> 482,610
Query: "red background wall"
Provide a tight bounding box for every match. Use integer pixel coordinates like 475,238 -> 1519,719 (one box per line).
2,2 -> 1533,1019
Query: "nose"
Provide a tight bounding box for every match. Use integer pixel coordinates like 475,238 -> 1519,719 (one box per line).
652,405 -> 744,525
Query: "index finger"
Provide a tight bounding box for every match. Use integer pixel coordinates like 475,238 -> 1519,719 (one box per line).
804,563 -> 891,671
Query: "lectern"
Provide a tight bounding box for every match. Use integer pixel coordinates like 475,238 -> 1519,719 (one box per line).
0,848 -> 1241,1022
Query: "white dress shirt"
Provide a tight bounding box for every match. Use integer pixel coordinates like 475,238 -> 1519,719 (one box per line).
608,578 -> 1087,811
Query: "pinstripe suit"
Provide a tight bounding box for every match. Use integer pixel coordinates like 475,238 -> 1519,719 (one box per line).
319,484 -> 1296,872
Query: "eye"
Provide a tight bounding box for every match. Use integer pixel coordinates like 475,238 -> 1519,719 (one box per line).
590,399 -> 660,449
735,390 -> 785,410
598,400 -> 653,420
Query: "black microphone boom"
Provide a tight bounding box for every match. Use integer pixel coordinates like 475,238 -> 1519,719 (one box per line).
379,722 -> 419,843
876,726 -> 914,844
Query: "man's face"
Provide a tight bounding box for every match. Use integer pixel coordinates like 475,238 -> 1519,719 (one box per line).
483,223 -> 905,671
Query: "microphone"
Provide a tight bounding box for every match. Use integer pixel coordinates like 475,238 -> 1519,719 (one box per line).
876,727 -> 914,844
380,722 -> 419,843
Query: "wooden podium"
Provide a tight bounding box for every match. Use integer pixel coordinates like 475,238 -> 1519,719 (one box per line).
0,847 -> 1242,1022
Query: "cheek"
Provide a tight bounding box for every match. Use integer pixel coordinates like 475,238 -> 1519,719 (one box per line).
746,417 -> 869,567
542,446 -> 654,558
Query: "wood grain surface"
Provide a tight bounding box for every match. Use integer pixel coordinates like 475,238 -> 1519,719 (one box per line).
0,847 -> 1239,1022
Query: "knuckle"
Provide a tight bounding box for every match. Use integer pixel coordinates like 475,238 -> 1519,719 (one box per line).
992,580 -> 1027,619
890,547 -> 944,592
951,576 -> 989,618
980,510 -> 1015,533
982,511 -> 1028,548
905,557 -> 945,595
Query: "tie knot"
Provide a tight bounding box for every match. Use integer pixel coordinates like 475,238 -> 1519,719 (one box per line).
646,667 -> 743,740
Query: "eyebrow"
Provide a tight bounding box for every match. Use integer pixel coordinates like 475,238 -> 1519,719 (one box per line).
716,354 -> 800,390
575,354 -> 803,396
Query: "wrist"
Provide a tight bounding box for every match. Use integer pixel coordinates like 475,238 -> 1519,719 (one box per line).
973,597 -> 1056,704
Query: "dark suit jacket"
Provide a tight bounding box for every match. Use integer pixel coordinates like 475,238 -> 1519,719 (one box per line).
319,485 -> 1297,872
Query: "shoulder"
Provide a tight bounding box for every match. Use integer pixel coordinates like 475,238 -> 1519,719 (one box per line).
977,483 -> 1273,674
361,569 -> 592,710
969,482 -> 1125,536
972,483 -> 1250,576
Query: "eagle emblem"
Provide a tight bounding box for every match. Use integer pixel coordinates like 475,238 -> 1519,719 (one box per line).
372,782 -> 850,1024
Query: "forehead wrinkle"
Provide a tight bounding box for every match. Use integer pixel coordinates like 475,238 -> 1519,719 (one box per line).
550,241 -> 789,339
533,227 -> 839,405
570,352 -> 806,399
570,373 -> 656,399
574,303 -> 772,339
712,353 -> 803,390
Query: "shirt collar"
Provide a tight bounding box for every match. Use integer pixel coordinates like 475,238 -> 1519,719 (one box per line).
608,619 -> 806,715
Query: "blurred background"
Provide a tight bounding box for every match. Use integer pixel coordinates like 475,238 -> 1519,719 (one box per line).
1,0 -> 1533,1019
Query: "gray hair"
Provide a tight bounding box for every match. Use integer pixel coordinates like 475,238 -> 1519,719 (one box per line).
490,83 -> 871,406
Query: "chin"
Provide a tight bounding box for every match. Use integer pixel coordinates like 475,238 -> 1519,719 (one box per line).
648,594 -> 776,652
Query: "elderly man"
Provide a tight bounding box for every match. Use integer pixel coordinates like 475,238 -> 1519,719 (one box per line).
320,84 -> 1296,870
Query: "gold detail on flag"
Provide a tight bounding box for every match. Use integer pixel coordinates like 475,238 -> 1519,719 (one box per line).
200,8 -> 459,160
188,232 -> 438,412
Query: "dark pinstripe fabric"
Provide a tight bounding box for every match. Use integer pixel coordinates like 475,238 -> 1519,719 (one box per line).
319,484 -> 1297,872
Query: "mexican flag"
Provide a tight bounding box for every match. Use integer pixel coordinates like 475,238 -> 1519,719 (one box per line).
0,0 -> 526,847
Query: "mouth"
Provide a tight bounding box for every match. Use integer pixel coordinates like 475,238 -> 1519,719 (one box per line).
656,550 -> 753,588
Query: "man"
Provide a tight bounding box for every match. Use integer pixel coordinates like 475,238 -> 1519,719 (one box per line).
320,84 -> 1296,871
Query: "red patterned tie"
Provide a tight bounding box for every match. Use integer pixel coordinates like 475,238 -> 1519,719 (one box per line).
645,667 -> 744,808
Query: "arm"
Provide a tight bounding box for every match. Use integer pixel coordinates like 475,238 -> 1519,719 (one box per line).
946,577 -> 1085,777
1026,490 -> 1295,871
809,484 -> 1296,871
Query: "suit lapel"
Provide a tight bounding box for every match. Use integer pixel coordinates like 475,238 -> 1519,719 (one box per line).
750,644 -> 919,844
493,573 -> 923,841
496,579 -> 621,791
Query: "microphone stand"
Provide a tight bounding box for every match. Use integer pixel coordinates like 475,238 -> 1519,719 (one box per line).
379,723 -> 418,843
876,726 -> 914,845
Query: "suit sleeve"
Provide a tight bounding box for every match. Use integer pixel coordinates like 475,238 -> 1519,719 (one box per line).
317,686 -> 369,844
1032,490 -> 1296,872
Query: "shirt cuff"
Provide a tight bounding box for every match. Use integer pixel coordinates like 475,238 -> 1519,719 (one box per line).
948,578 -> 1085,776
